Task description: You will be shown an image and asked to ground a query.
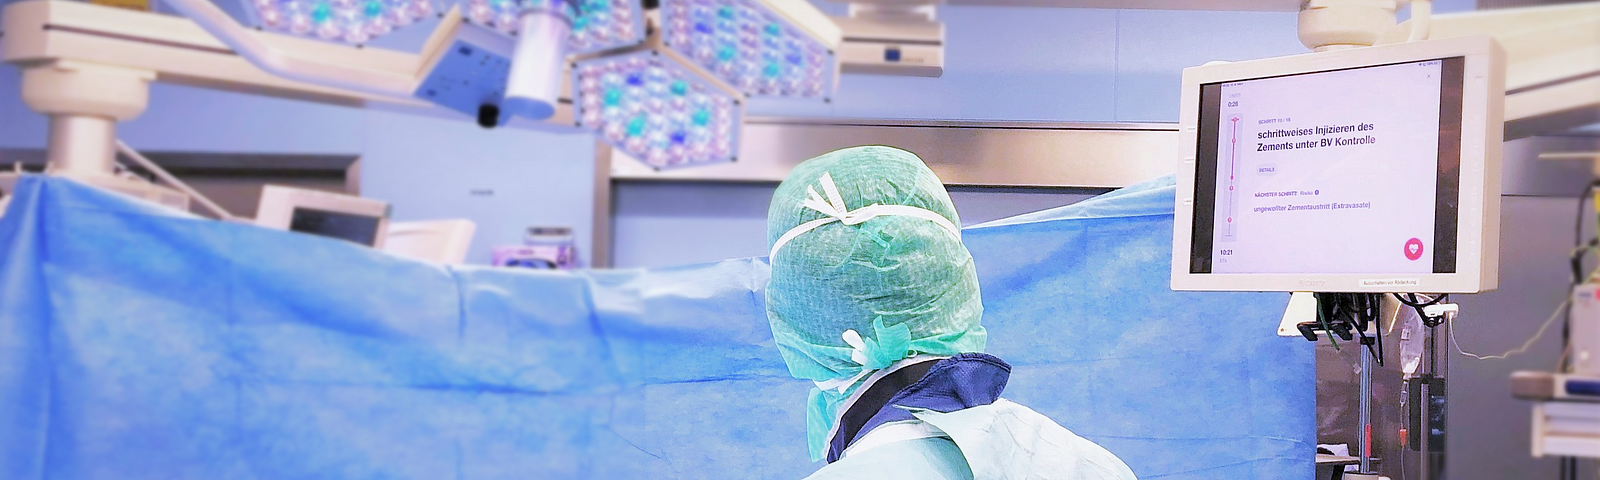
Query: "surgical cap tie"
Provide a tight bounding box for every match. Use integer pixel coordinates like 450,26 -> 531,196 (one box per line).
769,172 -> 962,260
813,317 -> 914,393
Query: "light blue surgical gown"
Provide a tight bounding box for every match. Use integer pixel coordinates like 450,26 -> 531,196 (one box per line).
804,400 -> 1138,480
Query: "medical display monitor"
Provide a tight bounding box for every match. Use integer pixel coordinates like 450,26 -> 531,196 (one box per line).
1172,36 -> 1504,293
256,185 -> 391,248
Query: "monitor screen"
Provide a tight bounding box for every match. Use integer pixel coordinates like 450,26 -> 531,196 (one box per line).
1188,57 -> 1465,276
290,207 -> 384,246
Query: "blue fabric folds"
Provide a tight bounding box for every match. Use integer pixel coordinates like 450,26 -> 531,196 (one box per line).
0,175 -> 1311,479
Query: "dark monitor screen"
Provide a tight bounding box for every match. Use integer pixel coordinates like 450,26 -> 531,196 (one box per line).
290,207 -> 382,246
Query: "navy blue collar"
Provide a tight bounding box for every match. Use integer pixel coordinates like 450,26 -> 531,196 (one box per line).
826,353 -> 1012,463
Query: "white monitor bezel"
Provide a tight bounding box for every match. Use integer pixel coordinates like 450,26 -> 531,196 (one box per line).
1171,36 -> 1505,294
255,185 -> 391,249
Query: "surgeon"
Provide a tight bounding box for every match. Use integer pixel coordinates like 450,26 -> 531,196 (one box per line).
765,146 -> 1138,480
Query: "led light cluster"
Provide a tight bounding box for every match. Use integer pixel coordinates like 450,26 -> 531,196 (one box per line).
245,0 -> 435,44
575,53 -> 740,168
660,0 -> 832,98
465,0 -> 643,54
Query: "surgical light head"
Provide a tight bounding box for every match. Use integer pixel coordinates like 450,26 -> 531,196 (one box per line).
660,0 -> 838,99
243,0 -> 436,44
568,1 -> 836,166
483,0 -> 649,120
573,52 -> 741,168
470,0 -> 644,53
238,0 -> 835,148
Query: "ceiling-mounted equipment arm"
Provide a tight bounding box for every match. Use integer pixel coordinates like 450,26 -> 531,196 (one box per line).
1408,0 -> 1431,43
160,0 -> 419,98
1379,2 -> 1600,139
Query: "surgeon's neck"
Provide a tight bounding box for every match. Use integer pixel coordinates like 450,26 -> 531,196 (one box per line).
833,355 -> 945,416
826,355 -> 947,459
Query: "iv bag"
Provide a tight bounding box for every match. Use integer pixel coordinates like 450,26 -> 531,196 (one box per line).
1399,306 -> 1425,378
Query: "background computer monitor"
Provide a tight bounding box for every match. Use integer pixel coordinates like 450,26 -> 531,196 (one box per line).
1171,36 -> 1505,293
256,185 -> 391,248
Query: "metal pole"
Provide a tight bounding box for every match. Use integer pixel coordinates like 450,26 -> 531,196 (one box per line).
1420,379 -> 1431,480
1359,339 -> 1374,473
113,140 -> 236,221
1420,322 -> 1437,480
590,139 -> 612,268
1435,318 -> 1447,480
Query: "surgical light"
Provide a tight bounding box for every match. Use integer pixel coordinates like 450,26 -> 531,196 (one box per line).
502,0 -> 570,120
659,0 -> 837,98
466,0 -> 644,54
574,51 -> 741,168
471,0 -> 648,120
234,0 -> 831,159
243,0 -> 436,44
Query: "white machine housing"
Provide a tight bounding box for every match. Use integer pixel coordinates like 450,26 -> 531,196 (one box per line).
383,219 -> 477,265
1171,35 -> 1505,294
1511,285 -> 1600,460
833,15 -> 944,78
1573,284 -> 1600,376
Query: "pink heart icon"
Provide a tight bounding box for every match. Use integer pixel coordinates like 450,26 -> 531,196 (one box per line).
1404,238 -> 1425,261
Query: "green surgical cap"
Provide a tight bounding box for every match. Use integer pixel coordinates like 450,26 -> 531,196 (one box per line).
765,145 -> 986,386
